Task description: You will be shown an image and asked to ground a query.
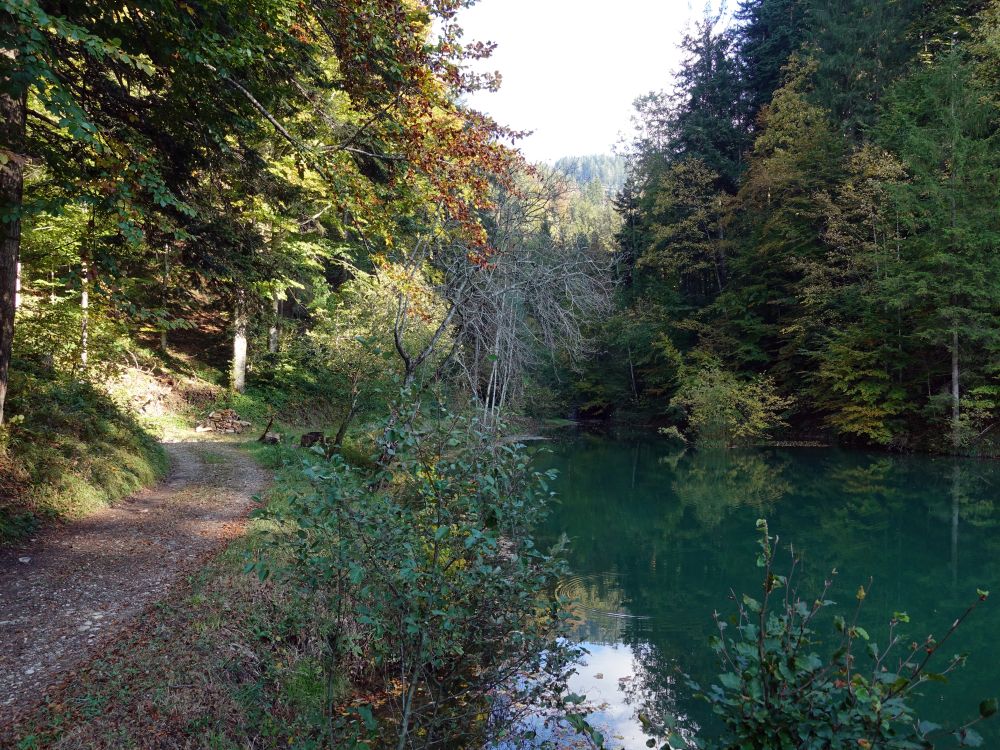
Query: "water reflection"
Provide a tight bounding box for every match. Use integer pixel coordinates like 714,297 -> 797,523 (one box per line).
558,573 -> 651,644
539,436 -> 1000,748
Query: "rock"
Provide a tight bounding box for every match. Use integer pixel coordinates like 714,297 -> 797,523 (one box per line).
196,408 -> 252,434
261,432 -> 281,445
300,431 -> 326,448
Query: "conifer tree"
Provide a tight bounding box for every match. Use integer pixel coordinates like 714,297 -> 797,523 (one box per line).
806,0 -> 919,139
735,0 -> 810,126
876,47 -> 1000,447
715,57 -> 844,381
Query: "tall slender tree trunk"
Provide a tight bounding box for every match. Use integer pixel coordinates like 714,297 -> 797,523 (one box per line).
160,244 -> 169,349
715,200 -> 726,293
0,49 -> 27,425
80,258 -> 90,368
80,213 -> 95,369
951,327 -> 960,449
268,291 -> 279,354
626,341 -> 638,402
232,290 -> 249,393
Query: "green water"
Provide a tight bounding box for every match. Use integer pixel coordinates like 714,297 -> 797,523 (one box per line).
537,434 -> 1000,747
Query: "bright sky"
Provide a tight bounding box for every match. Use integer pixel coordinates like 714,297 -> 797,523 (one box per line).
457,0 -> 709,163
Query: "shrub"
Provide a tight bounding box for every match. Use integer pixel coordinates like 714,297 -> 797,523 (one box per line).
671,365 -> 792,447
250,401 -> 579,748
649,521 -> 995,750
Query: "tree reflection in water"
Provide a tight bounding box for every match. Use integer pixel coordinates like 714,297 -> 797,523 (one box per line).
537,435 -> 1000,746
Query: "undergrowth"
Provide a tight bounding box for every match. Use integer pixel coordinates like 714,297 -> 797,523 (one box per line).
0,359 -> 168,543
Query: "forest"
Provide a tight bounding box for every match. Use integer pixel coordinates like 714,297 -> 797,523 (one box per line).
1,0 -> 999,748
588,0 -> 1000,455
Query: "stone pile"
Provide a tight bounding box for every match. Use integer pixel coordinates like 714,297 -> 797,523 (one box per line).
195,408 -> 252,434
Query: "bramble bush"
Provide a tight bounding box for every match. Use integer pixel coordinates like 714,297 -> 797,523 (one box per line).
250,399 -> 580,748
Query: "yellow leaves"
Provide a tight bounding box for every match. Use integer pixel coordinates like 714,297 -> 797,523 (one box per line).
373,255 -> 439,323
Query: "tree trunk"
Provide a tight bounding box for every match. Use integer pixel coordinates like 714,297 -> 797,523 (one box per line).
626,342 -> 638,402
268,291 -> 279,354
160,245 -> 169,349
951,327 -> 960,449
0,49 -> 27,425
80,258 -> 89,368
79,213 -> 96,370
334,401 -> 357,449
232,290 -> 249,393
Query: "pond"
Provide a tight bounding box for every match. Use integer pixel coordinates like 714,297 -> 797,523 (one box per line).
535,433 -> 1000,747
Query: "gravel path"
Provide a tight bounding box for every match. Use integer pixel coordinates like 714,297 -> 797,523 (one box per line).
0,442 -> 269,722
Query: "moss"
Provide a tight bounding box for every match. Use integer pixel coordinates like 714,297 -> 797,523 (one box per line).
0,360 -> 168,544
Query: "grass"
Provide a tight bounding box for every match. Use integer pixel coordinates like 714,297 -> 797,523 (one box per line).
0,360 -> 169,544
0,331 -> 377,545
1,346 -> 386,745
3,471 -> 353,750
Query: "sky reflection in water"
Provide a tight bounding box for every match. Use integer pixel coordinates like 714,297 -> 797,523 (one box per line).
535,435 -> 1000,748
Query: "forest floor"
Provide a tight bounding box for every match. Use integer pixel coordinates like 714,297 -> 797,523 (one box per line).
0,440 -> 270,728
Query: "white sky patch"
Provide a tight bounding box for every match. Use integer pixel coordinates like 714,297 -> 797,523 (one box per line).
457,0 -> 710,162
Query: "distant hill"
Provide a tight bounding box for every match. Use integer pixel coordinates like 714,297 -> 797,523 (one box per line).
553,154 -> 626,192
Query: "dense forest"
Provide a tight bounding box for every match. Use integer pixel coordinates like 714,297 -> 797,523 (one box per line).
554,154 -> 627,192
570,0 -> 1000,456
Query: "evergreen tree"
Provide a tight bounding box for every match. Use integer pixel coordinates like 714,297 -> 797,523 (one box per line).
808,146 -> 911,444
611,173 -> 648,289
735,0 -> 810,126
876,47 -> 1000,447
671,18 -> 751,191
806,0 -> 920,139
640,158 -> 728,313
913,0 -> 992,53
713,57 -> 845,381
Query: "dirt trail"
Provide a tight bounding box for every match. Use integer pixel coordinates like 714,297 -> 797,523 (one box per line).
0,442 -> 269,722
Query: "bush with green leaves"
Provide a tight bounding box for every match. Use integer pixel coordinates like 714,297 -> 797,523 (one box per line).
670,364 -> 793,447
250,400 -> 579,748
648,521 -> 995,750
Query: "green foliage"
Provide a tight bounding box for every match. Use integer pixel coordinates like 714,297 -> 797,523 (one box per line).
735,0 -> 811,124
250,400 -> 580,747
671,363 -> 792,446
644,522 -> 995,750
554,154 -> 627,193
0,360 -> 167,541
671,18 -> 750,192
806,0 -> 918,139
641,158 -> 727,309
599,1 -> 1000,453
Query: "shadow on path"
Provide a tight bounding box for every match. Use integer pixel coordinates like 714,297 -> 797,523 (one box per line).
0,442 -> 269,722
